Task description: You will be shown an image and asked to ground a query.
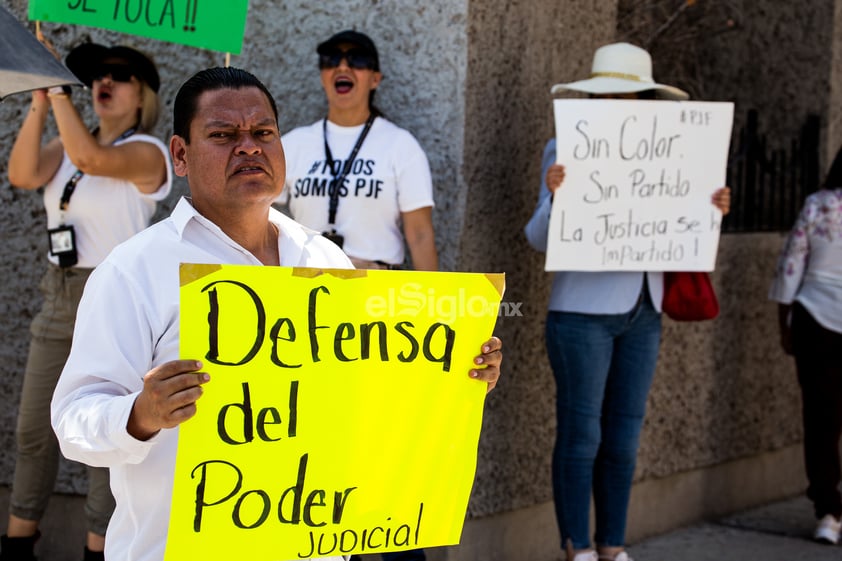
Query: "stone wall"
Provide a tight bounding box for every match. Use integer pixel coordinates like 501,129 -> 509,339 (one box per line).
831,0 -> 842,156
460,0 -> 619,517
682,0 -> 839,171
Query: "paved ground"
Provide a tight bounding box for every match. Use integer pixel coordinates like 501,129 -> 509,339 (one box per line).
1,488 -> 839,560
627,495 -> 841,561
0,489 -> 85,561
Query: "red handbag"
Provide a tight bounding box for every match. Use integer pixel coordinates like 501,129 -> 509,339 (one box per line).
662,271 -> 720,321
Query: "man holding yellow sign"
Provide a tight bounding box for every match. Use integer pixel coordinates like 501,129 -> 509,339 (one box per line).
50,67 -> 502,561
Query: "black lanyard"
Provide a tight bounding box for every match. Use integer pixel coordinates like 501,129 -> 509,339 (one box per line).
59,126 -> 138,212
322,114 -> 375,226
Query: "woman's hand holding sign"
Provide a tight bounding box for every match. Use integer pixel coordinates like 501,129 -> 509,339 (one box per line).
546,164 -> 566,195
711,186 -> 731,216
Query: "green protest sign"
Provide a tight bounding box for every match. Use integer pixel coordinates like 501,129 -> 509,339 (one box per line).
28,0 -> 248,54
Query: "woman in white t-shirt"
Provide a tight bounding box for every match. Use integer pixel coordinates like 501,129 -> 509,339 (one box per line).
278,29 -> 437,273
5,42 -> 172,561
278,29 -> 434,561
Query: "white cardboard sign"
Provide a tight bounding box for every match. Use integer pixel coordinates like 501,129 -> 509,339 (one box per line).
546,99 -> 734,272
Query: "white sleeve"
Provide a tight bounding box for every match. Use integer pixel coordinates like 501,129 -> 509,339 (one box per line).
51,262 -> 160,467
768,197 -> 814,304
524,139 -> 557,252
395,131 -> 435,213
120,134 -> 174,202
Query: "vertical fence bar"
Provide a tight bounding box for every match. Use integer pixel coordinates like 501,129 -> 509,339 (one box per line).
723,110 -> 820,233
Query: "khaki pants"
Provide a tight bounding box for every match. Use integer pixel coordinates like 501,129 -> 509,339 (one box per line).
10,264 -> 114,536
349,257 -> 399,270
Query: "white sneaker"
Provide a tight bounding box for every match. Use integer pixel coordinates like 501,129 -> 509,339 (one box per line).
571,551 -> 598,561
599,552 -> 633,561
814,514 -> 841,544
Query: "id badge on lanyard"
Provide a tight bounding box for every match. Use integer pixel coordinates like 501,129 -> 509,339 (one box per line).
48,170 -> 83,268
321,114 -> 375,249
48,126 -> 137,268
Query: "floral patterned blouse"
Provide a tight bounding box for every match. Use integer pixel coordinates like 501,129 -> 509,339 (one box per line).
769,188 -> 842,332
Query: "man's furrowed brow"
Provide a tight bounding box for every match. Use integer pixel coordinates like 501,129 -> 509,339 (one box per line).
203,117 -> 278,129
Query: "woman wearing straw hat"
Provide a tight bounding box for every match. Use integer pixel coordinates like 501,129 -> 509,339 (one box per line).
525,42 -> 730,561
4,42 -> 171,561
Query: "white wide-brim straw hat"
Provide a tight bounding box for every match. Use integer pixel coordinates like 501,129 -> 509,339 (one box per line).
551,42 -> 689,100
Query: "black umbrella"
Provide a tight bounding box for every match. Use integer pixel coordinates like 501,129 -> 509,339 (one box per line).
0,5 -> 81,101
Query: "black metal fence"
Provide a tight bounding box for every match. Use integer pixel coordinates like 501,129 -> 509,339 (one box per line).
724,110 -> 821,233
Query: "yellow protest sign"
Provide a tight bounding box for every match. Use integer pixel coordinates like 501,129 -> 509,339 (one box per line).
166,264 -> 505,560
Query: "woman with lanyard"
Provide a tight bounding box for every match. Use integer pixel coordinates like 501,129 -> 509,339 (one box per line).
278,30 -> 435,561
4,42 -> 171,561
278,29 -> 438,274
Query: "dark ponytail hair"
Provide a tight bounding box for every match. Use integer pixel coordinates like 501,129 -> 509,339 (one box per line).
369,90 -> 383,118
823,145 -> 842,189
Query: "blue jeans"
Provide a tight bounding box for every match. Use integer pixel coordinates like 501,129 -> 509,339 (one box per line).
545,294 -> 661,550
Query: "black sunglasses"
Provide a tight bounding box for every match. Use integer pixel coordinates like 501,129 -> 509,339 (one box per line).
318,49 -> 377,71
92,64 -> 136,83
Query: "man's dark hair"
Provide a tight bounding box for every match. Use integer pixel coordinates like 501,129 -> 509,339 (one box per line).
172,67 -> 279,142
